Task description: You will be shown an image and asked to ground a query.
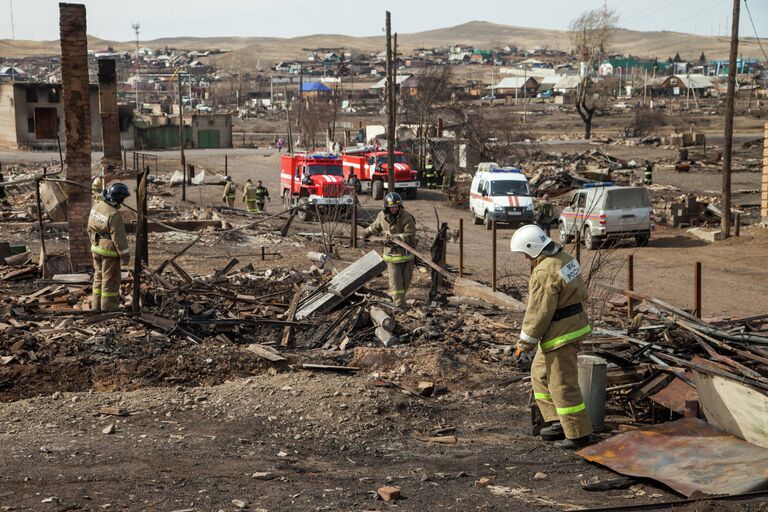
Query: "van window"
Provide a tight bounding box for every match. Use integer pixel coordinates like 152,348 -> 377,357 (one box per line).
605,188 -> 650,209
491,180 -> 530,196
479,180 -> 488,195
576,193 -> 586,208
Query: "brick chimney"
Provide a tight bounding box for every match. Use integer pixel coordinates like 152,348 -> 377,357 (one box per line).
98,58 -> 122,169
59,2 -> 92,271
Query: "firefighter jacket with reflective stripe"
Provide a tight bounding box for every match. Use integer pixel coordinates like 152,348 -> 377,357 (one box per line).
519,249 -> 590,353
222,181 -> 236,200
365,209 -> 416,263
88,200 -> 130,263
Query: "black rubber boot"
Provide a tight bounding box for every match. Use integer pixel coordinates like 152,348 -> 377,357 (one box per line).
540,422 -> 565,441
554,435 -> 594,450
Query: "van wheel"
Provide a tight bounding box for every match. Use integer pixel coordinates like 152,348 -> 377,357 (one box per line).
635,233 -> 650,247
484,212 -> 493,230
583,228 -> 599,250
372,180 -> 384,200
472,209 -> 482,225
558,222 -> 571,244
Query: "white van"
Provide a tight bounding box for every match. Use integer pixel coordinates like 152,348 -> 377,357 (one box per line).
558,183 -> 654,250
470,166 -> 534,229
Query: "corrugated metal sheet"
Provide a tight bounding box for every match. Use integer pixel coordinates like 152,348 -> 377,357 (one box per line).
578,418 -> 768,497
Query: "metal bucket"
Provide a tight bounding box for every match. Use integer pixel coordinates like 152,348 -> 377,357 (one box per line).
577,355 -> 608,430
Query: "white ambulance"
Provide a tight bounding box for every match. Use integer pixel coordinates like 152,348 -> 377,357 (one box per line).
469,166 -> 534,229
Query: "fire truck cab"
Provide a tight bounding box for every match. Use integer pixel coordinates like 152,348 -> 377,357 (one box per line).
341,147 -> 420,200
280,153 -> 354,221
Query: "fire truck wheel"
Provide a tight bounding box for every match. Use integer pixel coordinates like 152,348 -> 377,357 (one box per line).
371,180 -> 384,201
283,191 -> 291,210
297,197 -> 313,221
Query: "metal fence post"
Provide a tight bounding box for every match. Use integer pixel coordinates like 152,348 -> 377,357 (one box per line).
695,261 -> 702,318
492,220 -> 497,292
459,217 -> 464,278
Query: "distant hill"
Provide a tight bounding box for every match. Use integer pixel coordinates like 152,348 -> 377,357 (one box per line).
0,21 -> 762,67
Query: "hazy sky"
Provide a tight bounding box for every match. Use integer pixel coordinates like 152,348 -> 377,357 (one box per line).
1,0 -> 767,41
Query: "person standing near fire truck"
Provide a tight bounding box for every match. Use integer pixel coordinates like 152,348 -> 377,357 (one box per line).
364,192 -> 417,308
243,179 -> 270,213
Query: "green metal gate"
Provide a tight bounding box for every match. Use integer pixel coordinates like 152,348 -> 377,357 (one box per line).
197,130 -> 220,149
135,125 -> 192,150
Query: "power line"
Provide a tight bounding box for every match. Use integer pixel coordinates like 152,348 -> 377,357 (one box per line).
744,0 -> 768,62
624,0 -> 686,29
661,0 -> 728,32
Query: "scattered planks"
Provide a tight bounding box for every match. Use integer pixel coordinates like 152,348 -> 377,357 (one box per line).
244,343 -> 286,362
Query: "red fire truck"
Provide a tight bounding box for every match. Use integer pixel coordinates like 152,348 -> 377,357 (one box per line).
341,147 -> 420,200
280,153 -> 355,221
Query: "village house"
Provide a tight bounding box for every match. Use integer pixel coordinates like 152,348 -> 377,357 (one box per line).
491,76 -> 539,97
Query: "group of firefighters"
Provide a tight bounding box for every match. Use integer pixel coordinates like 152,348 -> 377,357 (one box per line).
87,167 -> 594,451
222,177 -> 271,213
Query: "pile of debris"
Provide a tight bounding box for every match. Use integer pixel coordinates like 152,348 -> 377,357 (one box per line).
574,284 -> 768,497
0,233 -> 530,402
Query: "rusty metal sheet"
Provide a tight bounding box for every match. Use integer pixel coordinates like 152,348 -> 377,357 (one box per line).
649,374 -> 698,414
578,418 -> 768,497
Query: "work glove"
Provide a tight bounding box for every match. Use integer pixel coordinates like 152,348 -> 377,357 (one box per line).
513,347 -> 534,372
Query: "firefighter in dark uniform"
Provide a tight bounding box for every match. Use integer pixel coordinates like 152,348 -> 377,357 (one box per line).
423,154 -> 436,188
644,161 -> 653,186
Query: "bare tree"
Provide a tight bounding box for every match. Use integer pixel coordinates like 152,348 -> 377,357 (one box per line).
300,98 -> 334,150
445,106 -> 537,164
569,7 -> 619,139
402,66 -> 453,167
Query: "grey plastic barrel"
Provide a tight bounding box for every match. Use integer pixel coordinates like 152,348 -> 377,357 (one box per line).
577,355 -> 608,430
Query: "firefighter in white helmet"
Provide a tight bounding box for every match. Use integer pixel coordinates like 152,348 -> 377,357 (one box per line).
510,224 -> 593,449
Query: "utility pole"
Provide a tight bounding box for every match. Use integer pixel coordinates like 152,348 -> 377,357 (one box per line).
178,69 -> 186,201
385,11 -> 395,192
643,68 -> 648,105
132,22 -> 141,110
721,0 -> 740,239
393,32 -> 398,141
298,64 -> 304,148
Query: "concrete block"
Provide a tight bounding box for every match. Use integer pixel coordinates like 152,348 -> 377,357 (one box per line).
687,227 -> 722,243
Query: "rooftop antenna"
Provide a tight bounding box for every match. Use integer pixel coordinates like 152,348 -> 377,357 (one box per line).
132,22 -> 141,110
9,0 -> 15,40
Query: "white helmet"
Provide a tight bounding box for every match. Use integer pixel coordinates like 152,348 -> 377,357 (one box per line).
510,224 -> 552,258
